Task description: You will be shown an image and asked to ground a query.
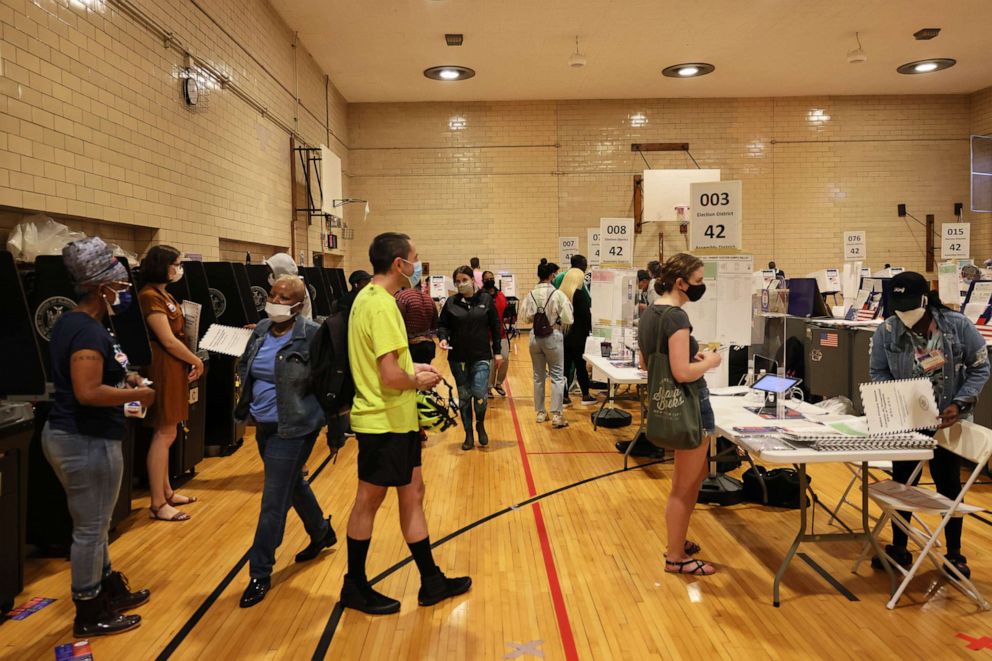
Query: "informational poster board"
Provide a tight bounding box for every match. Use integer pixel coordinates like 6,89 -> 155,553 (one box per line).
497,272 -> 516,297
429,274 -> 446,299
941,223 -> 970,260
559,237 -> 579,265
587,228 -> 601,267
642,169 -> 721,223
689,180 -> 742,250
682,254 -> 753,346
598,218 -> 634,268
844,231 -> 866,261
589,268 -> 638,360
938,262 -> 961,306
319,145 -> 343,216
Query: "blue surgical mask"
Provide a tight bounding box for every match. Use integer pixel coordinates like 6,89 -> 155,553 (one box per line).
104,286 -> 133,316
402,259 -> 423,289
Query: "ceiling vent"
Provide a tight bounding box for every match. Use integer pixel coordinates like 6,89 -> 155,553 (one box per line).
445,34 -> 463,46
913,28 -> 940,40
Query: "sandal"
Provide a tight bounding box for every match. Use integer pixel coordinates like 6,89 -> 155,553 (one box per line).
684,540 -> 701,556
167,493 -> 198,506
150,504 -> 190,522
665,558 -> 715,576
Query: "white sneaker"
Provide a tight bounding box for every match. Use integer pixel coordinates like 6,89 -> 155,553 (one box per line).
551,414 -> 568,428
536,411 -> 548,423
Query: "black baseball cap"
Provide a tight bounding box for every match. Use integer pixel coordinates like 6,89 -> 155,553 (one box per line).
889,271 -> 929,311
349,270 -> 372,286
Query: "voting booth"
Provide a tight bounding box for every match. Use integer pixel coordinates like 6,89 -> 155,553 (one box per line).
245,264 -> 273,320
300,266 -> 334,319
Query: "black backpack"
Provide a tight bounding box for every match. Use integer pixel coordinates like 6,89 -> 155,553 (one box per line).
310,309 -> 355,422
530,292 -> 554,338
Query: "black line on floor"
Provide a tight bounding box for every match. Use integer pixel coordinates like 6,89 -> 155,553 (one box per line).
310,459 -> 666,660
969,513 -> 992,528
797,552 -> 859,602
155,450 -> 337,661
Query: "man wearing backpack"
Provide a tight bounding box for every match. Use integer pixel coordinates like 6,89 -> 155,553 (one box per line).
519,259 -> 574,428
341,232 -> 471,615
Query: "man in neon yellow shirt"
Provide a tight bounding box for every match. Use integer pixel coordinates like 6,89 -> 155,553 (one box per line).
341,232 -> 472,614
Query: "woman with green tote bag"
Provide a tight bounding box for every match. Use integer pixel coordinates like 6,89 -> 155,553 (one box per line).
638,253 -> 721,577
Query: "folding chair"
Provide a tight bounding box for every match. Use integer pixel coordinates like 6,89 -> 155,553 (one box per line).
827,461 -> 892,525
852,421 -> 992,610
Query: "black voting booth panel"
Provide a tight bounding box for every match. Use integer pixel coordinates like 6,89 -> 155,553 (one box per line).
245,264 -> 272,319
201,262 -> 255,456
0,251 -> 45,612
300,266 -> 333,317
323,267 -> 346,303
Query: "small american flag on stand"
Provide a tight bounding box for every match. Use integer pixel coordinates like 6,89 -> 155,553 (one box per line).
855,308 -> 876,322
975,325 -> 992,343
820,331 -> 839,348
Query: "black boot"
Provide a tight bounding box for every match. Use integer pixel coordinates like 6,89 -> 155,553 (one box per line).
461,428 -> 474,451
101,571 -> 150,611
239,577 -> 271,608
476,422 -> 489,447
73,593 -> 141,637
418,571 -> 472,606
340,575 -> 401,615
296,516 -> 337,563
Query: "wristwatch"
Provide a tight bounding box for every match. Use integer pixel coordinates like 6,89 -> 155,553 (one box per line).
952,400 -> 972,414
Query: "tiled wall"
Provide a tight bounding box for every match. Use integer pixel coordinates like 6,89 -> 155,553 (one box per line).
348,94 -> 986,281
0,0 -> 348,262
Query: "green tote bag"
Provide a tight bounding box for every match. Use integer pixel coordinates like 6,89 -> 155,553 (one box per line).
645,306 -> 703,450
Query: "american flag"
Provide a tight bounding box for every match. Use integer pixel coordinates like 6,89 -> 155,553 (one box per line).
855,308 -> 875,322
820,332 -> 839,348
976,324 -> 992,342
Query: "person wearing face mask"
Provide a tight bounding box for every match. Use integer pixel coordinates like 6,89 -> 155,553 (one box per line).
138,245 -> 205,522
438,266 -> 504,450
638,253 -> 721,577
264,252 -> 313,320
335,269 -> 373,317
43,237 -> 155,636
396,268 -> 438,365
234,275 -> 336,608
481,271 -> 510,397
869,271 -> 990,579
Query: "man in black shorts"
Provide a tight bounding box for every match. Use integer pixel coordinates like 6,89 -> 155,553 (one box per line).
341,232 -> 472,614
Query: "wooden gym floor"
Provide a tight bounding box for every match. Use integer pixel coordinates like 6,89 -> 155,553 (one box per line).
2,336 -> 992,660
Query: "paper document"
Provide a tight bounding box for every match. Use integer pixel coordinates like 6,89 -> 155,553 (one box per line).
859,379 -> 940,434
181,300 -> 202,352
199,324 -> 253,357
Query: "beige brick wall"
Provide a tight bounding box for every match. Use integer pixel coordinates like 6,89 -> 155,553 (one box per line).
0,0 -> 349,264
347,95 -> 983,280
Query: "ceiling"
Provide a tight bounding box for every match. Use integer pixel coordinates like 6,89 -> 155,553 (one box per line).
269,0 -> 992,103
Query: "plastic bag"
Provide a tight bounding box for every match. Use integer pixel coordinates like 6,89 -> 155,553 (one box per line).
6,215 -> 87,263
106,242 -> 138,265
816,396 -> 854,415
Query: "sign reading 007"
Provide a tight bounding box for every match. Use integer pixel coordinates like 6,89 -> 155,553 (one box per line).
689,181 -> 742,250
598,218 -> 634,267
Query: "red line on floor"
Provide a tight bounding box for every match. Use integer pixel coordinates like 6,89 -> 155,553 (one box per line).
528,450 -> 619,455
505,381 -> 579,661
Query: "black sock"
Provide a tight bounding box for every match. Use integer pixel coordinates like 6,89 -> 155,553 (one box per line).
407,537 -> 441,578
346,536 -> 371,582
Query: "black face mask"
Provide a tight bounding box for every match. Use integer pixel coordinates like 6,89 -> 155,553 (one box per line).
684,283 -> 706,302
483,279 -> 496,290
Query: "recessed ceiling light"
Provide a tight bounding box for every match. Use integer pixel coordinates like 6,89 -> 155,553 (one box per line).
424,65 -> 475,81
661,62 -> 715,78
896,58 -> 955,74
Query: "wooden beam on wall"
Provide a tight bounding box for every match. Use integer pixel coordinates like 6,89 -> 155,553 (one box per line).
633,175 -> 643,233
631,143 -> 689,152
926,213 -> 935,272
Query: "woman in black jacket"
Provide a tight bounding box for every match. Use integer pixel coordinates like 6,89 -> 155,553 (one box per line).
560,256 -> 596,406
438,265 -> 503,450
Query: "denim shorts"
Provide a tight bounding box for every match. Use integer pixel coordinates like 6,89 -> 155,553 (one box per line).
698,384 -> 715,435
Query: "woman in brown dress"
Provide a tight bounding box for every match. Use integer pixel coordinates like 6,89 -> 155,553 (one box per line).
138,246 -> 204,521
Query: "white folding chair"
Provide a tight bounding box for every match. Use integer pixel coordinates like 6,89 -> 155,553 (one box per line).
852,421 -> 992,610
827,460 -> 892,525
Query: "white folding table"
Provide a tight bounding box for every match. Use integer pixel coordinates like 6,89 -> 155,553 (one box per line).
583,354 -> 649,466
710,395 -> 933,606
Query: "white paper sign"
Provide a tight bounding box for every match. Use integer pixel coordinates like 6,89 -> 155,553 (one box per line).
497,272 -> 516,297
429,275 -> 446,298
559,237 -> 579,265
941,223 -> 970,260
587,228 -> 601,267
844,231 -> 866,261
598,218 -> 634,267
689,180 -> 742,250
200,324 -> 253,357
938,263 -> 961,306
642,169 -> 721,222
181,300 -> 202,352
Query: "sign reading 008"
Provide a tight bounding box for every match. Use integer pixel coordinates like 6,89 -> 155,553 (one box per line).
598,218 -> 634,267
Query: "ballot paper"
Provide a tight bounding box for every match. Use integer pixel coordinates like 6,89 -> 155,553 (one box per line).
199,324 -> 253,357
181,300 -> 202,352
859,379 -> 940,435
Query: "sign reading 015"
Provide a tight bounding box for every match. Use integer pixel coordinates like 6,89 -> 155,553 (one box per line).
689,180 -> 742,250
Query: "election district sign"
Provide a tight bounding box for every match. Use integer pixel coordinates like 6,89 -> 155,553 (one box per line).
689,180 -> 742,250
598,218 -> 634,267
844,231 -> 866,261
559,237 -> 579,265
941,223 -> 970,260
587,228 -> 601,267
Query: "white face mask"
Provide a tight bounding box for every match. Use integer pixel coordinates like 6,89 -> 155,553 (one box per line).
265,301 -> 299,323
456,280 -> 475,296
169,264 -> 184,283
895,296 -> 927,328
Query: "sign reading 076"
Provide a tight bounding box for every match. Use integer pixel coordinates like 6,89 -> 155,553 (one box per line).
689,181 -> 742,250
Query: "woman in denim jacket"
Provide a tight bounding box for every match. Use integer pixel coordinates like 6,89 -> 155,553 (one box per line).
234,275 -> 336,608
869,271 -> 990,579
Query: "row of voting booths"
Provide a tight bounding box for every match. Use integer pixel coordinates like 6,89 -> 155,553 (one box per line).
0,247 -> 347,612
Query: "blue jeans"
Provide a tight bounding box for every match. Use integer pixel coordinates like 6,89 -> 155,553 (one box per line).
530,331 -> 565,415
698,384 -> 715,435
41,423 -> 121,599
450,360 -> 491,429
248,422 -> 329,579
